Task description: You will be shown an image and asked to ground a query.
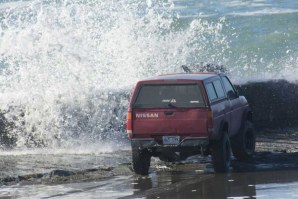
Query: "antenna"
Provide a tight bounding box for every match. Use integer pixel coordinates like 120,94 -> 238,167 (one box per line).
181,65 -> 192,73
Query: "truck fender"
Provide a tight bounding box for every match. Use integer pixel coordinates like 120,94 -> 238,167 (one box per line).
239,108 -> 253,132
214,120 -> 229,141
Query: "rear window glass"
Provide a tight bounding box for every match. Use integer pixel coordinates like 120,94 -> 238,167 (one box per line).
133,84 -> 206,108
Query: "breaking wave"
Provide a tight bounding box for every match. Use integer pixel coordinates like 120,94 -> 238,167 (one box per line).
0,0 -> 230,148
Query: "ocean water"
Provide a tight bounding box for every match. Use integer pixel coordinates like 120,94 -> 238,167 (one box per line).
0,0 -> 297,149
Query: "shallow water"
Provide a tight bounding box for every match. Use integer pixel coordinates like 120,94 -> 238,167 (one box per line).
0,150 -> 131,178
140,170 -> 298,199
0,146 -> 298,198
0,176 -> 135,199
2,167 -> 298,199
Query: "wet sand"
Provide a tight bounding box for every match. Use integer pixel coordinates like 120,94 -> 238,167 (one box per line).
1,129 -> 298,198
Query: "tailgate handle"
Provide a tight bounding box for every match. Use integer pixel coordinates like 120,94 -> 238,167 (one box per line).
164,111 -> 174,116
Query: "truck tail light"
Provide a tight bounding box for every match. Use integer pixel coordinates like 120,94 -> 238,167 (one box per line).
207,111 -> 214,132
126,111 -> 133,138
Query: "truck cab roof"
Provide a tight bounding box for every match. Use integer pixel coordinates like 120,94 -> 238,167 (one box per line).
140,73 -> 222,82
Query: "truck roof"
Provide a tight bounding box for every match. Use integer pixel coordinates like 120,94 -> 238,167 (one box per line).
140,73 -> 221,82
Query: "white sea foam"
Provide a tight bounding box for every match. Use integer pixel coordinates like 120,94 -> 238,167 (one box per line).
0,141 -> 129,155
230,8 -> 298,16
0,1 -> 30,10
223,0 -> 270,8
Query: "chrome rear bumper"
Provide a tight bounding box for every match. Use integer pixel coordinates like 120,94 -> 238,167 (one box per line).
131,137 -> 209,150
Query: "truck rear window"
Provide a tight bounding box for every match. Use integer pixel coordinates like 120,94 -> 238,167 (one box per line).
133,84 -> 206,108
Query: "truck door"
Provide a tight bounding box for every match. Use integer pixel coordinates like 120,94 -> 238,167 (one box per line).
221,76 -> 243,136
205,78 -> 228,138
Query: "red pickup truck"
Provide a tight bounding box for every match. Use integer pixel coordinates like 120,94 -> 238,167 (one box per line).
127,73 -> 255,174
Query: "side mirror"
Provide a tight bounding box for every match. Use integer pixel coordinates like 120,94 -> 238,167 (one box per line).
227,90 -> 238,99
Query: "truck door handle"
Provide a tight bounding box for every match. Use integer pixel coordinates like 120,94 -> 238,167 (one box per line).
164,111 -> 174,116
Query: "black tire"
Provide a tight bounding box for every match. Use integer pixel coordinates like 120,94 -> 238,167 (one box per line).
132,149 -> 151,175
211,133 -> 232,173
231,121 -> 256,161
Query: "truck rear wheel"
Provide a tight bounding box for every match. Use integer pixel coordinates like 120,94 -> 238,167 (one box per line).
132,149 -> 151,175
211,133 -> 231,173
231,121 -> 256,161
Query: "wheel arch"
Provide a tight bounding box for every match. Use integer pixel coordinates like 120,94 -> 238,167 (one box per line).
238,107 -> 253,135
218,120 -> 229,139
210,119 -> 229,142
242,108 -> 253,124
222,121 -> 229,134
246,110 -> 253,122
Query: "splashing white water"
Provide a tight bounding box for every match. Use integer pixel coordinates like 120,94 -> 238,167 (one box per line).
0,0 -> 230,148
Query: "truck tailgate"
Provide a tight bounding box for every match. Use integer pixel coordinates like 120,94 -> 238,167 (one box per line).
133,108 -> 208,137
